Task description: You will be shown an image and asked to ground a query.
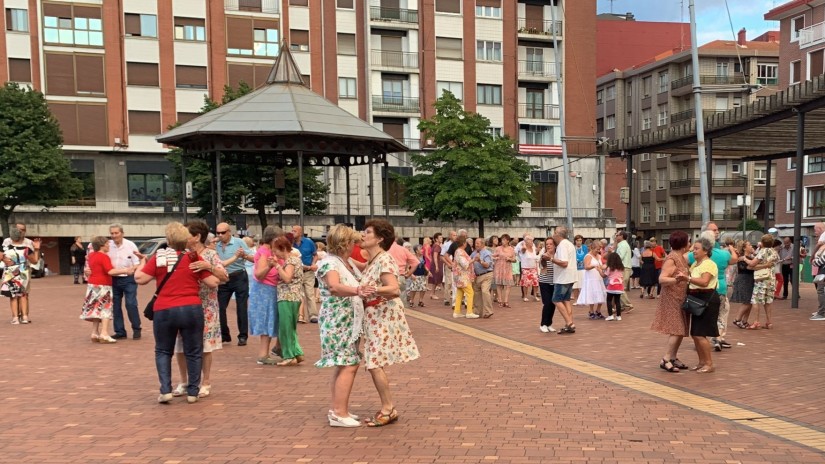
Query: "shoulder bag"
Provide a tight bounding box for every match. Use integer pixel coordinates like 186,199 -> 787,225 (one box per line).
143,254 -> 183,321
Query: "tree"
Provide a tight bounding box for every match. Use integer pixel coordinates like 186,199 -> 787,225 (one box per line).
167,83 -> 329,229
0,83 -> 82,236
401,91 -> 534,236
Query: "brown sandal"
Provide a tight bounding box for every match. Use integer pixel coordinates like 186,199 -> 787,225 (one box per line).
366,409 -> 398,427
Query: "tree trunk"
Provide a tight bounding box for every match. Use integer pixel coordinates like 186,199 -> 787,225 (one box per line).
1,209 -> 12,238
478,218 -> 485,239
255,205 -> 268,231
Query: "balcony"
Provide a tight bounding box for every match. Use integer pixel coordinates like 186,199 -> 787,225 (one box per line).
225,0 -> 279,14
371,50 -> 419,70
399,138 -> 420,150
670,178 -> 700,189
712,211 -> 744,221
517,60 -> 557,79
517,18 -> 562,39
372,95 -> 420,113
370,6 -> 419,26
671,74 -> 750,96
799,21 -> 825,49
528,208 -> 614,219
517,103 -> 560,120
670,109 -> 694,124
669,213 -> 703,222
712,178 -> 747,188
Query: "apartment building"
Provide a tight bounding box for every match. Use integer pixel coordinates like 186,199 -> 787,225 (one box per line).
764,0 -> 825,233
596,30 -> 780,241
1,0 -> 608,272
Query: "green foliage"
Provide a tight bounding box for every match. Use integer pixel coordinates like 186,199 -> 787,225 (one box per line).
166,83 -> 329,228
0,82 -> 81,235
743,218 -> 762,231
402,91 -> 534,235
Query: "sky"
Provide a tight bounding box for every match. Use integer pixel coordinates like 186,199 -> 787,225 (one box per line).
596,0 -> 785,45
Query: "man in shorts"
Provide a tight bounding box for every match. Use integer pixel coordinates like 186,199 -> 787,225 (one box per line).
551,226 -> 577,334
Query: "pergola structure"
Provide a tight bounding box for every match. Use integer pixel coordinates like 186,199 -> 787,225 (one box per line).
606,74 -> 825,308
156,47 -> 407,227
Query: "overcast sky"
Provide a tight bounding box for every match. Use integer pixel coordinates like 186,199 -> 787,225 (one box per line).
596,0 -> 785,44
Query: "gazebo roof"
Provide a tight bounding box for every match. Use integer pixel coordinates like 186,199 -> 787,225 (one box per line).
156,48 -> 408,163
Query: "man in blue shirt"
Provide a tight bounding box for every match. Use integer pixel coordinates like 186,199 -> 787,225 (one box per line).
292,225 -> 319,323
687,222 -> 738,351
215,223 -> 254,345
470,237 -> 494,318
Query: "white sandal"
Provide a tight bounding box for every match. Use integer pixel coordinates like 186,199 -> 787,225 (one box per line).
328,412 -> 361,427
172,383 -> 187,397
10,318 -> 19,325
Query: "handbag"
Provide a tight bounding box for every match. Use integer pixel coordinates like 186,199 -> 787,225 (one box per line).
143,254 -> 183,321
753,267 -> 772,282
681,293 -> 709,317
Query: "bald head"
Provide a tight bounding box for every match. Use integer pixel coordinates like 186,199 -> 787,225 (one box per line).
291,225 -> 304,244
216,222 -> 232,244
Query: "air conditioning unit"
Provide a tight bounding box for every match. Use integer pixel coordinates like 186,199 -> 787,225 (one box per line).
531,171 -> 558,183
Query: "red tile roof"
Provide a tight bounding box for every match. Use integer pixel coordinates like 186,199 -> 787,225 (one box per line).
764,0 -> 815,20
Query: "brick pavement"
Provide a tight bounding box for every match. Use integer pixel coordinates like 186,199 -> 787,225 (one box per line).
0,276 -> 823,463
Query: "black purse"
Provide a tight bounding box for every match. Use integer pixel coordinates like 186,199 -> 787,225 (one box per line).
143,255 -> 182,321
681,293 -> 709,317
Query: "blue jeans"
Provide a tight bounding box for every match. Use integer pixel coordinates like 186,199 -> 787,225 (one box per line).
112,275 -> 140,337
153,304 -> 204,397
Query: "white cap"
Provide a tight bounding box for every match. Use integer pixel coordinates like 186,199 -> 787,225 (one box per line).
768,227 -> 778,234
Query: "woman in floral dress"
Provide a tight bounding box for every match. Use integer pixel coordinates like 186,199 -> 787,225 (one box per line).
360,219 -> 420,427
272,236 -> 304,366
492,234 -> 516,307
650,230 -> 691,373
171,222 -> 228,398
749,234 -> 780,329
80,236 -> 133,343
316,224 -> 374,428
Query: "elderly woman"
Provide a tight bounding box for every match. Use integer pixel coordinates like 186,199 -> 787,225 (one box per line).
650,231 -> 691,373
450,234 -> 477,318
680,236 -> 720,373
249,226 -> 284,365
70,236 -> 87,285
2,227 -> 41,324
493,234 -> 516,307
748,234 -> 780,329
518,235 -> 541,302
639,241 -> 658,298
731,240 -> 756,329
271,236 -> 304,366
135,222 -> 219,404
80,236 -> 134,343
316,224 -> 373,427
360,219 -> 421,427
171,222 -> 228,399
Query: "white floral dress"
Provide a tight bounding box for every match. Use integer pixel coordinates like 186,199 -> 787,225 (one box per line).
315,256 -> 363,367
360,252 -> 420,370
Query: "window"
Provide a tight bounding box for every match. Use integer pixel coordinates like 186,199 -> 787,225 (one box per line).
731,163 -> 740,174
626,82 -> 632,97
436,37 -> 462,59
641,204 -> 650,223
174,17 -> 205,41
754,62 -> 777,82
658,71 -> 668,93
525,89 -> 544,117
436,81 -> 463,100
605,85 -> 615,101
381,76 -> 406,103
657,203 -> 667,222
290,0 -> 308,5
789,157 -> 797,170
733,96 -> 743,107
43,3 -> 103,47
476,40 -> 502,61
791,60 -> 802,84
477,84 -> 502,105
487,127 -> 502,138
45,53 -> 105,96
596,118 -> 604,133
810,49 -> 824,80
175,65 -> 207,89
734,61 -> 741,73
605,115 -> 615,130
128,110 -> 161,135
792,15 -> 805,41
657,168 -> 667,190
807,186 -> 825,217
596,89 -> 604,105
642,76 -> 652,97
382,166 -> 411,206
128,174 -> 176,206
339,77 -> 356,99
716,61 -> 728,77
337,33 -> 356,55
8,58 -> 31,83
67,161 -> 96,206
125,13 -> 157,38
476,0 -> 501,18
683,62 -> 692,77
519,124 -> 556,145
254,27 -> 279,56
290,29 -> 309,52
436,0 -> 460,14
526,47 -> 544,73
227,63 -> 271,89
788,189 -> 796,212
126,62 -> 159,86
337,0 -> 354,7
657,104 -> 668,127
642,109 -> 651,130
5,8 -> 28,32
641,153 -> 651,161
640,171 -> 650,192
177,112 -> 200,124
754,167 -> 767,185
531,170 -> 558,208
656,153 -> 667,158
227,17 -> 279,57
809,156 -> 825,174
48,102 -> 107,146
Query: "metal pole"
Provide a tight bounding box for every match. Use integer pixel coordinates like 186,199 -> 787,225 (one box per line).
181,153 -> 188,224
368,156 -> 375,218
626,154 -> 632,233
215,151 -> 222,224
298,151 -> 305,227
791,111 -> 805,309
549,3 -> 573,232
706,138 -> 713,214
345,164 -> 352,225
689,0 -> 710,225
210,155 -> 217,224
742,177 -> 746,240
763,159 -> 772,231
383,160 -> 390,219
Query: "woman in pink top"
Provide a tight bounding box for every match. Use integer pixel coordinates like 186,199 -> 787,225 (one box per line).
249,226 -> 284,365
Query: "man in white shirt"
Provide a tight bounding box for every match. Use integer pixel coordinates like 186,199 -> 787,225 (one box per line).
614,231 -> 634,312
108,223 -> 141,339
550,226 -> 577,334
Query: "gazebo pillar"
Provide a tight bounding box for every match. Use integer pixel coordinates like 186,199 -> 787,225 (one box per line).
383,160 -> 390,219
298,151 -> 305,227
215,151 -> 223,223
180,154 -> 188,224
210,154 -> 217,226
345,165 -> 352,225
791,111 -> 806,309
763,159 -> 772,231
368,156 -> 375,218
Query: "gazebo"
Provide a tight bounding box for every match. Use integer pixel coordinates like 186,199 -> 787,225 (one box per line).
156,47 -> 408,227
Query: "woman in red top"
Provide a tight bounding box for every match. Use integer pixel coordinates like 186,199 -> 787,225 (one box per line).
135,222 -> 219,405
80,236 -> 135,344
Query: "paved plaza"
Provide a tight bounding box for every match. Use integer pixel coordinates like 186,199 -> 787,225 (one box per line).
1,276 -> 824,463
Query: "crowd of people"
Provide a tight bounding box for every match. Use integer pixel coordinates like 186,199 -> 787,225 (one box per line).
3,218 -> 825,426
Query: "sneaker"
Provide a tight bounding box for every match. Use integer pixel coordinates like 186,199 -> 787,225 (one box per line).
720,341 -> 732,348
539,325 -> 549,333
187,396 -> 198,404
157,393 -> 174,404
548,326 -> 557,332
172,383 -> 187,397
596,313 -> 605,319
605,315 -> 615,321
616,316 -> 622,321
257,356 -> 278,365
329,413 -> 361,427
452,313 -> 462,318
465,313 -> 480,319
588,313 -> 596,320
132,330 -> 141,340
810,314 -> 825,320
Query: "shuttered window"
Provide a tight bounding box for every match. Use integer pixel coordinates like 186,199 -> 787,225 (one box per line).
124,13 -> 157,38
337,0 -> 354,8
290,29 -> 309,52
177,112 -> 200,124
338,33 -> 356,55
810,50 -> 824,80
175,65 -> 208,89
126,62 -> 159,86
290,0 -> 308,5
8,58 -> 32,83
75,55 -> 105,94
436,0 -> 460,13
226,63 -> 271,89
49,102 -> 108,146
128,110 -> 161,135
45,53 -> 105,96
436,37 -> 462,59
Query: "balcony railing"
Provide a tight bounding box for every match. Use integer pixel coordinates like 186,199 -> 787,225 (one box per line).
517,103 -> 560,120
712,178 -> 747,187
799,21 -> 825,48
670,109 -> 695,124
517,18 -> 562,36
517,60 -> 557,77
529,208 -> 613,219
672,74 -> 749,89
224,0 -> 279,14
670,178 -> 700,189
712,211 -> 744,221
370,6 -> 419,24
371,50 -> 419,69
671,75 -> 692,90
372,95 -> 420,113
669,213 -> 703,222
399,138 -> 420,150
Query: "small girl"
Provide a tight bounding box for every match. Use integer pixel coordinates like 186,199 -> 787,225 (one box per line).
604,252 -> 625,321
408,245 -> 430,308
